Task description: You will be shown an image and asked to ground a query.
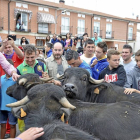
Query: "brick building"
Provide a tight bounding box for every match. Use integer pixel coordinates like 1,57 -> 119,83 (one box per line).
0,0 -> 140,51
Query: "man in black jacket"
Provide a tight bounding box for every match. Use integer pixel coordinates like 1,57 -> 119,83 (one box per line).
99,49 -> 126,87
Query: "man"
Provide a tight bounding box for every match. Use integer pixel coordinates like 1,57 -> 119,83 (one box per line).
0,38 -> 24,76
124,49 -> 140,90
80,39 -> 95,65
99,49 -> 126,87
51,33 -> 58,44
17,45 -> 47,76
65,50 -> 92,76
120,44 -> 136,74
45,42 -> 69,80
57,35 -> 64,47
90,42 -> 109,79
92,32 -> 102,46
45,43 -> 53,58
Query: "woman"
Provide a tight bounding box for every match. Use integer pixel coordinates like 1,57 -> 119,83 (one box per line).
45,35 -> 51,44
20,37 -> 29,46
64,33 -> 73,51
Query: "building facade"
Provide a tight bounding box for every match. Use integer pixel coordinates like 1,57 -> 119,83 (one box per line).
0,0 -> 140,51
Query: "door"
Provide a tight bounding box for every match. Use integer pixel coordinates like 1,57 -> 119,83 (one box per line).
128,27 -> 133,40
21,13 -> 28,31
94,22 -> 100,36
106,24 -> 112,38
78,19 -> 85,36
61,17 -> 69,34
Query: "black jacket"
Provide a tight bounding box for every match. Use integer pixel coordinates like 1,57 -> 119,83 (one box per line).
99,65 -> 126,87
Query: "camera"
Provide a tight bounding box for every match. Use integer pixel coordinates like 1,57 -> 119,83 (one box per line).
8,35 -> 16,41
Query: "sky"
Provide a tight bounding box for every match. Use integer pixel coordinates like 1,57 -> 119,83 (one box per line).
44,0 -> 140,19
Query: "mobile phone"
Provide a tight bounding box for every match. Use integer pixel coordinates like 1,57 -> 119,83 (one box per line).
8,35 -> 16,41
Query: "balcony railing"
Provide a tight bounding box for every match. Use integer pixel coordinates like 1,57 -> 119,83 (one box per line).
77,27 -> 88,36
0,18 -> 4,31
60,26 -> 73,35
15,22 -> 31,33
93,30 -> 102,38
38,29 -> 51,34
105,31 -> 114,39
128,33 -> 136,41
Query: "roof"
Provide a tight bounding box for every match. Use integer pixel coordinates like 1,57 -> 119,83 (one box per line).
13,0 -> 140,23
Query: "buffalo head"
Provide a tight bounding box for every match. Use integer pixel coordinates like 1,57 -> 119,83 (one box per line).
58,67 -> 104,101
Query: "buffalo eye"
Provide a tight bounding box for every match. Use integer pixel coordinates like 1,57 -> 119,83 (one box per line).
82,76 -> 87,81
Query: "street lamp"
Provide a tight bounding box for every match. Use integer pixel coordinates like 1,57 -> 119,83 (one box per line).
55,10 -> 67,34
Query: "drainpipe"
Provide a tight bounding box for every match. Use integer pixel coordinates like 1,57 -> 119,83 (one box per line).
8,0 -> 11,35
91,14 -> 94,38
126,21 -> 129,44
55,9 -> 57,34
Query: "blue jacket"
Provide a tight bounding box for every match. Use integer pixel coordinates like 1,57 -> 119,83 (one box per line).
47,49 -> 52,58
90,57 -> 109,79
51,38 -> 58,44
79,61 -> 92,76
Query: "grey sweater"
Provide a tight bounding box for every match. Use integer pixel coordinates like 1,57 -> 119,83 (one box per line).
124,65 -> 140,90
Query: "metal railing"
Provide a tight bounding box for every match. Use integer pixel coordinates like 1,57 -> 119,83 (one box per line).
60,26 -> 73,35
77,27 -> 88,36
38,29 -> 51,34
93,30 -> 102,38
105,31 -> 114,39
15,22 -> 31,32
128,33 -> 135,41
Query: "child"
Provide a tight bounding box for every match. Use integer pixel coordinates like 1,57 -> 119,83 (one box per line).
99,49 -> 126,87
0,59 -> 17,139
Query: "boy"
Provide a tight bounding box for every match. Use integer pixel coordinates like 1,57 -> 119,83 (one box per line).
45,43 -> 53,58
0,59 -> 17,139
124,49 -> 140,90
99,49 -> 126,87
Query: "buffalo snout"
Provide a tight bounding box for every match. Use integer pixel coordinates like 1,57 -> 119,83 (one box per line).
63,83 -> 78,97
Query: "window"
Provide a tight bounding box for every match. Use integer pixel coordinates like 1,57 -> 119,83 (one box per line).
61,17 -> 70,34
16,13 -> 28,31
106,23 -> 112,38
94,22 -> 100,36
128,27 -> 133,40
38,23 -> 48,33
77,19 -> 85,36
94,16 -> 100,20
36,40 -> 44,46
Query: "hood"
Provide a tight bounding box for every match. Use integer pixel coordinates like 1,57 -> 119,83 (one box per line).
134,65 -> 140,72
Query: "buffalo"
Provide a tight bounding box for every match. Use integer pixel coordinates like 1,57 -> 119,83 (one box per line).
6,73 -> 53,100
59,67 -> 140,104
7,84 -> 140,140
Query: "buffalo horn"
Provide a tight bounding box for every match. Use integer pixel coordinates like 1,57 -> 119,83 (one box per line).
89,77 -> 104,84
6,96 -> 29,107
59,97 -> 76,110
39,77 -> 53,82
19,78 -> 27,86
57,74 -> 64,80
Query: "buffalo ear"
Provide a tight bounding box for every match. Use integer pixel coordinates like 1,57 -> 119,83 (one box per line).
12,106 -> 27,119
60,108 -> 72,124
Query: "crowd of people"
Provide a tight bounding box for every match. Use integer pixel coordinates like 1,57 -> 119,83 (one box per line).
0,32 -> 140,139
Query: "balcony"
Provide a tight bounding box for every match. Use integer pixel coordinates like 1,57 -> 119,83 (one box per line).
94,30 -> 102,38
0,18 -> 4,31
38,30 -> 51,34
15,22 -> 31,33
128,33 -> 136,41
60,26 -> 73,35
77,27 -> 88,36
105,31 -> 114,39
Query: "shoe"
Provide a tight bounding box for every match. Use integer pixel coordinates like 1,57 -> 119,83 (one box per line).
4,133 -> 10,139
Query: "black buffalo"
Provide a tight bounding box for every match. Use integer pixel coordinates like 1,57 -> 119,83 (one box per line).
7,73 -> 53,100
59,67 -> 140,104
7,84 -> 140,140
